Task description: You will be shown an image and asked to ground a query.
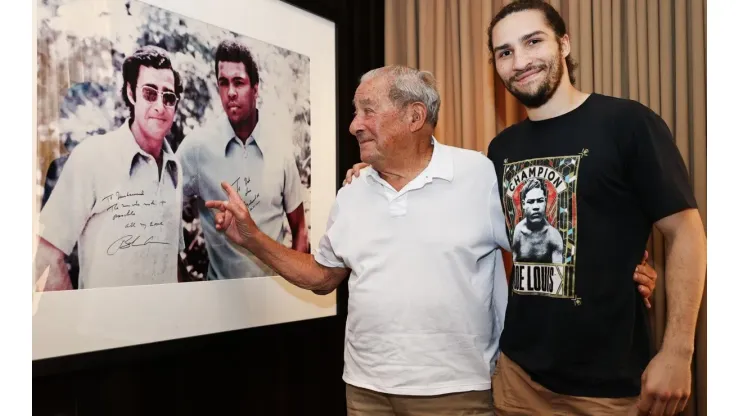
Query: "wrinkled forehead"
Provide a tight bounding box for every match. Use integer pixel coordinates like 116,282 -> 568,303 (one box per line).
492,10 -> 553,46
354,75 -> 392,105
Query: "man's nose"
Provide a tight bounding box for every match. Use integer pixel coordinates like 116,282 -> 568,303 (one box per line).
228,85 -> 237,97
349,116 -> 361,136
512,50 -> 533,71
151,95 -> 164,112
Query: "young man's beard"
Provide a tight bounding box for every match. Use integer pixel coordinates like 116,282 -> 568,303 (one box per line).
504,53 -> 565,109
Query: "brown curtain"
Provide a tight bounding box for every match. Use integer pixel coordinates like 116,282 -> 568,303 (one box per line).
385,0 -> 707,415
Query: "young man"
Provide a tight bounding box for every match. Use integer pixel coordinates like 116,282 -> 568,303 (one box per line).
176,39 -> 308,281
486,1 -> 706,415
35,45 -> 184,290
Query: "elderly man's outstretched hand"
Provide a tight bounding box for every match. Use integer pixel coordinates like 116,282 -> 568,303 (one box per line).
204,181 -> 258,247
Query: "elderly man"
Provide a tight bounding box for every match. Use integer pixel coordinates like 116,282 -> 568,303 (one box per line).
206,65 -> 657,415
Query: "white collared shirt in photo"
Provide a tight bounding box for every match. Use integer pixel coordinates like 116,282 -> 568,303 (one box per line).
177,111 -> 304,279
39,120 -> 183,289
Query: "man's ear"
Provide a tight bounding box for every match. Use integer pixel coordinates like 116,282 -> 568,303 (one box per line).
560,34 -> 571,59
126,83 -> 136,105
408,102 -> 427,133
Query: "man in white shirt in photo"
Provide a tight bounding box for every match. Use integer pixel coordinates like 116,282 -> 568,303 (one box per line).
35,45 -> 185,291
177,39 -> 308,281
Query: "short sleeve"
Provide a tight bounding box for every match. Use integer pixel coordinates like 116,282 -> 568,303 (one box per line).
314,198 -> 346,268
626,105 -> 698,223
488,165 -> 512,252
38,146 -> 95,255
490,180 -> 512,252
175,135 -> 199,199
283,153 -> 304,214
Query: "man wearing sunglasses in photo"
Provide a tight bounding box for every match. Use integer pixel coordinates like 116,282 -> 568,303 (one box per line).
175,39 -> 308,281
34,45 -> 185,290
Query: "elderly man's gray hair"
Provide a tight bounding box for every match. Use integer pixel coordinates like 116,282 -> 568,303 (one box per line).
360,65 -> 441,127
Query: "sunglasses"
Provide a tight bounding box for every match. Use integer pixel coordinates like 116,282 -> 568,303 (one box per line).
140,85 -> 178,107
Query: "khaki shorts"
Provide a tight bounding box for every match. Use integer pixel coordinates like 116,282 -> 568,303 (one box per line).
345,383 -> 494,416
492,353 -> 639,415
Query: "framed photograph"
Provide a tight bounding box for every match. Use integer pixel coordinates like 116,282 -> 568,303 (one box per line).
33,0 -> 337,360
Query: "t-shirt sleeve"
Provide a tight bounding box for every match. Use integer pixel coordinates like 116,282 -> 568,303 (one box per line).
625,104 -> 698,223
38,145 -> 95,255
314,197 -> 346,269
283,153 -> 304,214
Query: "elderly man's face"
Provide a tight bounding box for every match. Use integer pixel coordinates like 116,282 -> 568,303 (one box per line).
349,75 -> 406,165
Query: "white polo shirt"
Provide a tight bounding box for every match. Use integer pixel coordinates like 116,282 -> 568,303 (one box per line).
177,112 -> 304,280
39,120 -> 183,289
315,138 -> 511,396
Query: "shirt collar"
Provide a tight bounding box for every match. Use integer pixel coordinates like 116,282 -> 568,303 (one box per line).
365,136 -> 454,185
220,110 -> 266,156
118,119 -> 179,186
421,136 -> 454,181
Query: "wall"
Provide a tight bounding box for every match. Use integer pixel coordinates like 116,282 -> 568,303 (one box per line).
32,0 -> 384,414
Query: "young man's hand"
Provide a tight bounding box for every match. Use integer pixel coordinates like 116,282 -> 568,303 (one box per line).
636,348 -> 692,416
343,162 -> 370,185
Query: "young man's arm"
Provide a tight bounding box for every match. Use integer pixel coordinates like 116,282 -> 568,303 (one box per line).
624,105 -> 706,416
657,211 -> 706,353
638,209 -> 706,415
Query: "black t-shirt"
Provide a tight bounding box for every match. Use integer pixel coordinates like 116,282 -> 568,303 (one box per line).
486,93 -> 697,398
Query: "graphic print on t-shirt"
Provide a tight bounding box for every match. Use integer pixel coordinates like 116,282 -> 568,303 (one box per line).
502,150 -> 587,301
